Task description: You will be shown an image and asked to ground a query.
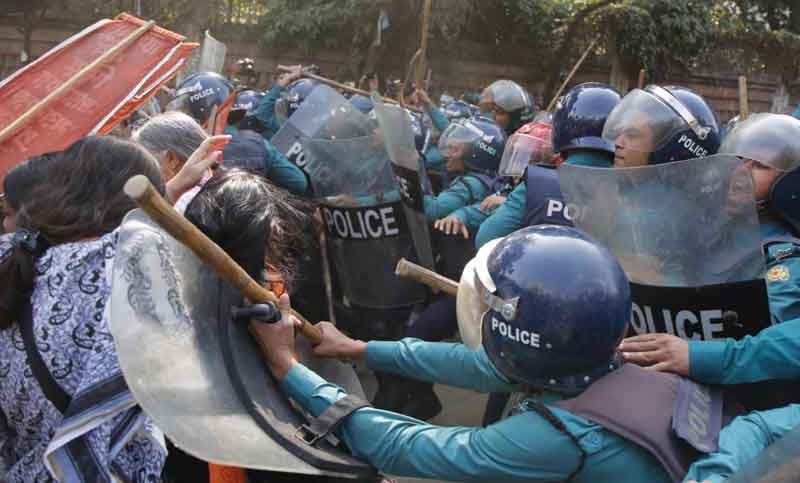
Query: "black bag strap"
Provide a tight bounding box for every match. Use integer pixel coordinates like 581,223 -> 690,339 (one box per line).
296,394 -> 371,446
20,302 -> 71,413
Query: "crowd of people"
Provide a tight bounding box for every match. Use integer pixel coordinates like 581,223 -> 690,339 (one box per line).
3,49 -> 800,483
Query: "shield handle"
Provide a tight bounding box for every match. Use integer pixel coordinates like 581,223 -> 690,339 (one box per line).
124,175 -> 323,344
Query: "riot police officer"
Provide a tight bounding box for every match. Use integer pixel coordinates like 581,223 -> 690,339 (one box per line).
479,80 -> 536,135
470,82 -> 621,249
621,113 -> 800,410
252,65 -> 319,139
251,225 -> 761,482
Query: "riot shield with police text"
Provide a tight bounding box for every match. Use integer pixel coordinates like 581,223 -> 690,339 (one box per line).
271,85 -> 371,176
109,210 -> 374,478
304,135 -> 427,309
371,95 -> 436,270
559,155 -> 770,341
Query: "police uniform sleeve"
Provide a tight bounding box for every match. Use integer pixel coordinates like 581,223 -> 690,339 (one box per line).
365,339 -> 519,393
261,140 -> 309,195
426,106 -> 450,132
424,176 -> 488,222
254,84 -> 284,139
449,202 -> 490,233
280,363 -> 585,482
689,244 -> 800,384
475,182 -> 526,249
683,404 -> 800,483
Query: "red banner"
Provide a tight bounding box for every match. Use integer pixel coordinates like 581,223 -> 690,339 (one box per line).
0,13 -> 198,185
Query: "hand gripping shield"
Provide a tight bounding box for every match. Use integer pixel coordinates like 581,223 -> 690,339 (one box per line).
109,209 -> 375,478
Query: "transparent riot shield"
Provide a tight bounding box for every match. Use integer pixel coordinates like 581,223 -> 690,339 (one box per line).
371,95 -> 436,270
559,155 -> 770,341
303,135 -> 427,309
271,85 -> 371,175
109,210 -> 374,478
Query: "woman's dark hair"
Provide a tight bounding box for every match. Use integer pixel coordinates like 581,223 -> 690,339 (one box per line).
3,151 -> 60,211
0,135 -> 165,329
184,168 -> 317,291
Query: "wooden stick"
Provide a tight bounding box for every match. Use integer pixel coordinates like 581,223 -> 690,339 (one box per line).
739,76 -> 749,120
546,36 -> 600,113
637,69 -> 646,89
124,175 -> 323,344
395,258 -> 458,297
277,65 -> 422,113
0,20 -> 156,145
414,0 -> 433,88
317,210 -> 337,325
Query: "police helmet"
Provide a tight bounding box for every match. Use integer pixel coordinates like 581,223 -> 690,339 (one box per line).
719,113 -> 800,231
480,80 -> 535,135
438,116 -> 507,175
441,100 -> 475,122
349,94 -> 374,114
456,225 -> 630,395
498,122 -> 556,177
553,82 -> 621,155
276,78 -> 320,120
167,72 -> 233,124
228,89 -> 264,126
603,85 -> 721,165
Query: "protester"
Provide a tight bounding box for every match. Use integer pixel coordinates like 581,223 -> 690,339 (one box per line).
0,136 -> 167,482
1,152 -> 60,233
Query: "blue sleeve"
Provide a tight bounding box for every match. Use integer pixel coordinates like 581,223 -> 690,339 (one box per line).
365,339 -> 519,393
254,84 -> 283,139
475,182 -> 526,249
263,140 -> 309,195
280,363 -> 584,482
424,177 -> 487,222
684,404 -> 800,483
689,249 -> 800,384
449,202 -> 490,233
427,106 -> 450,132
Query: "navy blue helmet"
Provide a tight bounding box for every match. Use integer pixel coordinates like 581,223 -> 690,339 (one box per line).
552,82 -> 621,155
603,85 -> 721,165
167,72 -> 233,123
349,94 -> 374,114
441,100 -> 475,121
458,225 -> 630,395
276,78 -> 320,119
439,116 -> 507,175
231,89 -> 264,115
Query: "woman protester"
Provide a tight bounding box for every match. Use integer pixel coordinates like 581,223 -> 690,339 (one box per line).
0,136 -> 168,482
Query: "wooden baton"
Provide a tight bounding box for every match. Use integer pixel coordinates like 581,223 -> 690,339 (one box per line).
739,76 -> 749,121
546,36 -> 600,113
124,175 -> 323,344
395,258 -> 458,297
276,65 -> 423,113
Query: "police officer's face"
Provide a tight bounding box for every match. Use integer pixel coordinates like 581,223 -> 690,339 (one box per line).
745,159 -> 781,201
613,114 -> 656,167
444,141 -> 467,173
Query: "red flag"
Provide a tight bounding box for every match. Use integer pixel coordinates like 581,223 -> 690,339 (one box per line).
0,13 -> 198,186
208,90 -> 237,135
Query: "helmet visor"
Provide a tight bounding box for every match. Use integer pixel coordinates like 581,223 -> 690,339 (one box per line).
499,132 -> 554,177
485,80 -> 531,113
456,238 -> 502,349
438,120 -> 482,159
603,89 -> 688,156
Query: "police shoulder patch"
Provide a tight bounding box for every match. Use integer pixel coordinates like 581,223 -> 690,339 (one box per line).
767,265 -> 791,282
